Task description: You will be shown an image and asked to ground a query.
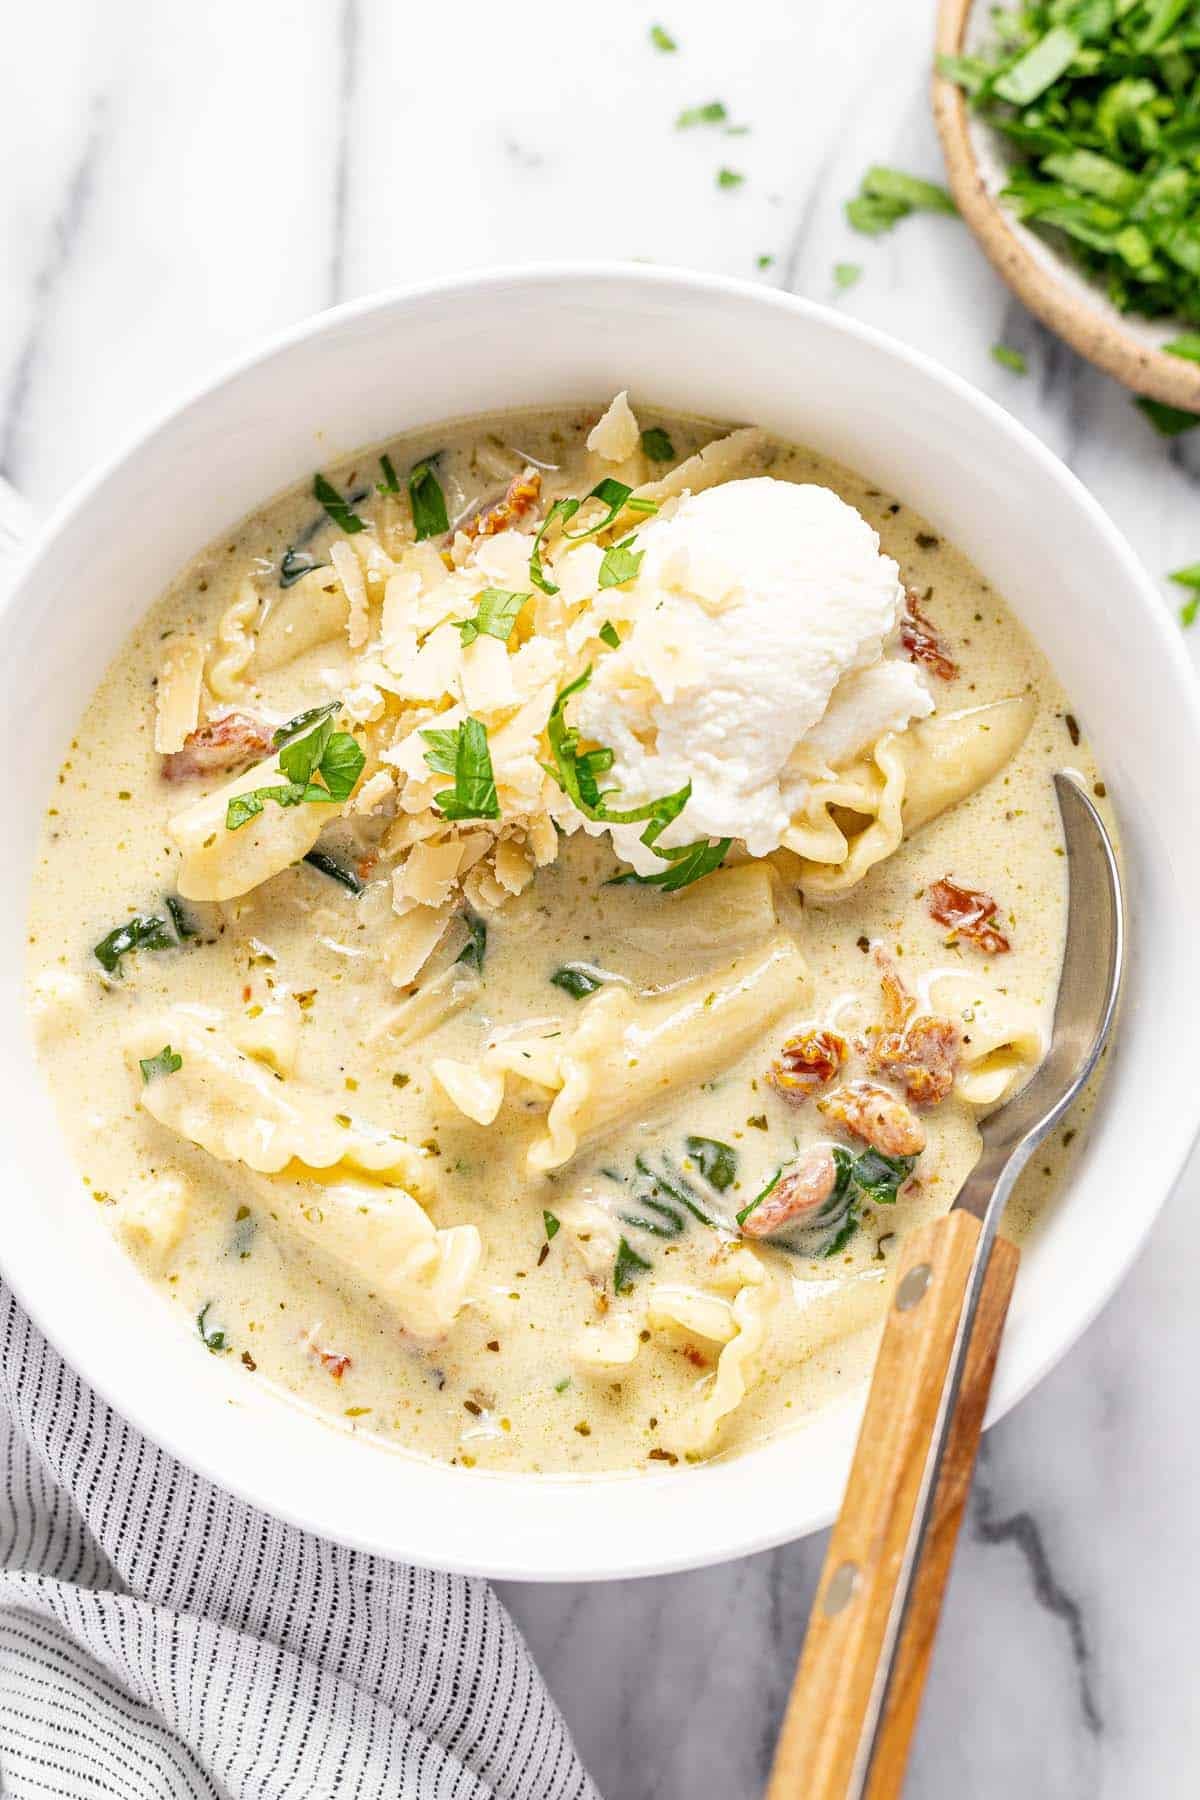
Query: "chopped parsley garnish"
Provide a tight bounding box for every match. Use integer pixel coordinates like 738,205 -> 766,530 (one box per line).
377,452 -> 402,494
453,586 -> 529,647
598,538 -> 644,589
550,962 -> 608,999
544,1210 -> 560,1240
456,908 -> 488,971
226,706 -> 365,830
279,548 -> 326,588
197,1302 -> 229,1354
303,849 -> 364,894
992,343 -> 1028,374
834,262 -> 862,289
850,1147 -> 916,1205
1136,398 -> 1199,436
677,101 -> 727,128
420,716 -> 499,820
756,253 -> 775,269
313,473 -> 366,534
1170,563 -> 1200,627
608,835 -> 732,892
649,22 -> 676,50
93,913 -> 176,977
685,1135 -> 737,1192
613,1235 -> 652,1295
598,620 -> 621,649
846,165 -> 955,235
717,167 -> 745,189
164,893 -> 197,939
408,458 -> 450,540
640,426 -> 675,461
940,9 -> 1200,335
529,478 -> 652,593
139,1045 -> 182,1084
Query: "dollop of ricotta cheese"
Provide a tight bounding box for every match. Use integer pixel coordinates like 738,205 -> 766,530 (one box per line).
573,477 -> 932,870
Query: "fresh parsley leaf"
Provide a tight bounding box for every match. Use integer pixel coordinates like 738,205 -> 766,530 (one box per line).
756,253 -> 775,269
164,894 -> 197,939
686,1135 -> 737,1192
640,427 -> 675,461
303,849 -> 364,894
93,914 -> 176,977
1182,596 -> 1200,628
277,712 -> 335,786
273,703 -> 339,748
850,1148 -> 916,1204
717,167 -> 745,189
1136,397 -> 1200,436
649,22 -> 676,50
228,708 -> 363,829
1166,336 -> 1200,365
529,497 -> 581,595
677,100 -> 727,128
226,787 -> 290,831
847,166 -> 955,236
1170,563 -> 1200,626
834,261 -> 862,288
562,478 -> 634,540
197,1302 -> 229,1355
550,963 -> 608,999
422,716 -> 500,821
408,459 -> 450,540
609,836 -> 732,892
456,909 -> 487,971
454,586 -> 529,647
991,343 -> 1028,373
377,451 -> 402,494
598,538 -> 644,589
280,548 -> 326,588
598,620 -> 621,649
613,1236 -> 652,1294
313,473 -> 366,534
992,24 -> 1079,106
139,1044 -> 182,1083
544,1210 -> 561,1240
315,732 -> 366,802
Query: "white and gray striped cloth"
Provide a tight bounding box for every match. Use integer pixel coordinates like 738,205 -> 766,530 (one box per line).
0,1283 -> 600,1799
0,473 -> 598,1798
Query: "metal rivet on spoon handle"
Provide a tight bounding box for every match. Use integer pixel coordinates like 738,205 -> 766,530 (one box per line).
765,774 -> 1123,1800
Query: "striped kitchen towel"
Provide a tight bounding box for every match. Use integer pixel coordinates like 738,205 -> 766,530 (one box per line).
0,1285 -> 598,1799
0,477 -> 598,1799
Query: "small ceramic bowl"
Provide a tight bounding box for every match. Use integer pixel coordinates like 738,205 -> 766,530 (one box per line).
4,265 -> 1200,1579
934,0 -> 1200,411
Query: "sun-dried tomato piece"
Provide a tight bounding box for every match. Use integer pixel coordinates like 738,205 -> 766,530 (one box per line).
768,1028 -> 847,1103
161,711 -> 273,781
302,1330 -> 352,1381
818,1081 -> 926,1157
900,590 -> 958,681
927,876 -> 1011,954
870,1016 -> 961,1107
740,1147 -> 837,1238
460,468 -> 543,541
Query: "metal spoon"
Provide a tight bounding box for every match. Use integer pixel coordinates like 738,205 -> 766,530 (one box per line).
766,772 -> 1124,1800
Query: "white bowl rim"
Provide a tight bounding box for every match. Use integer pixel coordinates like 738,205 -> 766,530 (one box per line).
5,260 -> 1199,1582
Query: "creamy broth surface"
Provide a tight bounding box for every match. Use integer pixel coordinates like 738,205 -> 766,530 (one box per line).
26,403 -> 1108,1475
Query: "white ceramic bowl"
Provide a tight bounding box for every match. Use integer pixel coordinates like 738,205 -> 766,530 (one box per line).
4,266 -> 1198,1581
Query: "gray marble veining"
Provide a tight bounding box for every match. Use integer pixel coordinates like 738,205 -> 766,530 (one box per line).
4,1 -> 1199,1793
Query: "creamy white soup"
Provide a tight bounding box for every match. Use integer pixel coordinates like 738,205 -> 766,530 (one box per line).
26,397 -> 1108,1474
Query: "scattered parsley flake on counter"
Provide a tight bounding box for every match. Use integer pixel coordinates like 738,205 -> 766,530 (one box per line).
717,167 -> 745,189
1136,397 -> 1200,436
846,166 -> 955,235
454,585 -> 529,647
1170,563 -> 1200,626
421,716 -> 500,821
677,101 -> 727,128
991,343 -> 1028,373
834,262 -> 862,288
756,253 -> 775,269
649,23 -> 676,51
139,1045 -> 182,1084
313,473 -> 366,534
376,451 -> 402,494
640,426 -> 675,461
408,458 -> 450,540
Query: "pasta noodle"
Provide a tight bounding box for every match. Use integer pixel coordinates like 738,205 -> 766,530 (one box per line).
153,635 -> 206,753
205,577 -> 260,700
927,972 -> 1046,1105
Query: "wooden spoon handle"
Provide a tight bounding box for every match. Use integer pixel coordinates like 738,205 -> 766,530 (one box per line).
765,1211 -> 1020,1800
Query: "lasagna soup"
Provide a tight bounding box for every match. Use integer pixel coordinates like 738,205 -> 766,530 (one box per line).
26,397 -> 1106,1473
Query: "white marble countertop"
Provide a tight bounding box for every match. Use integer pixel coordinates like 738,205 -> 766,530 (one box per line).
5,1 -> 1200,1794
